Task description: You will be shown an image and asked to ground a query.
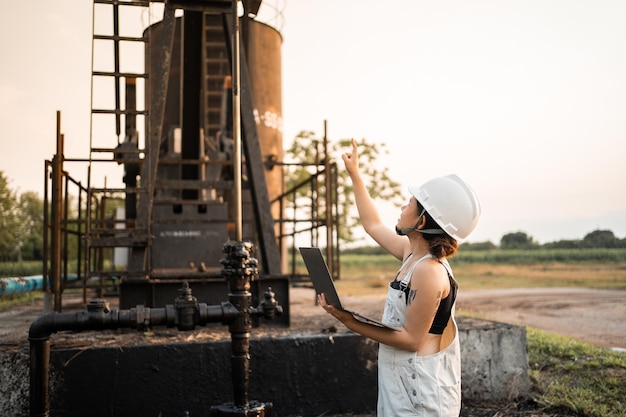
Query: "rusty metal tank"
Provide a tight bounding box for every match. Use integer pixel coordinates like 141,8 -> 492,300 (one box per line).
144,13 -> 282,184
243,19 -> 284,207
143,12 -> 284,270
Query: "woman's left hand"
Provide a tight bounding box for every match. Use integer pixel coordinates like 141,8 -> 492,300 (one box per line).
318,293 -> 351,323
317,293 -> 333,311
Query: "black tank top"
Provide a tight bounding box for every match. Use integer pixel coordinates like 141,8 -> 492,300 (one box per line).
390,260 -> 457,334
429,263 -> 457,334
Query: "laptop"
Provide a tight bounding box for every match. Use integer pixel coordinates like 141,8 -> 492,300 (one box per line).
299,247 -> 399,331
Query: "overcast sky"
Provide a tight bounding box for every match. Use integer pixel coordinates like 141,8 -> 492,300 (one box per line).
1,0 -> 625,244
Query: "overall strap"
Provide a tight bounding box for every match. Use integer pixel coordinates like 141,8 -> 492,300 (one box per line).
399,253 -> 435,285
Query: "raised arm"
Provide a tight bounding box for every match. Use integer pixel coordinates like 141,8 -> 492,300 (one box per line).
342,138 -> 407,260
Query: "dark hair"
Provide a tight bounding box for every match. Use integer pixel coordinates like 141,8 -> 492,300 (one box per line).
417,202 -> 459,259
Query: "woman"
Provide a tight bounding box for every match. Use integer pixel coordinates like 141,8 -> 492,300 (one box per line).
318,139 -> 481,416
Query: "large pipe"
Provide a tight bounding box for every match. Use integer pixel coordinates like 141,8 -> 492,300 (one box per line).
29,285 -> 241,417
222,241 -> 255,407
0,275 -> 79,298
210,241 -> 279,417
51,112 -> 63,312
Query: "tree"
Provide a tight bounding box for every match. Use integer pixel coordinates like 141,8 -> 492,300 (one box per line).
582,229 -> 619,248
500,231 -> 537,250
542,239 -> 583,249
18,191 -> 45,261
461,241 -> 497,251
284,132 -> 404,244
0,171 -> 23,261
0,173 -> 46,261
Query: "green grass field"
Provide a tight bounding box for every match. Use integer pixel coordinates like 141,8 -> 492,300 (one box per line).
528,328 -> 626,417
297,251 -> 626,296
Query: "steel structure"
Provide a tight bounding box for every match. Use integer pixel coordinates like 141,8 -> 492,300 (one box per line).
41,1 -> 340,316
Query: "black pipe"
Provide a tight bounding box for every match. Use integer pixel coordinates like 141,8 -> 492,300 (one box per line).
221,241 -> 257,408
210,241 -> 276,417
28,337 -> 50,417
29,290 -> 240,417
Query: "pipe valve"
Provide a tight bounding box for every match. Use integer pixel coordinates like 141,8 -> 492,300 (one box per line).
250,287 -> 283,320
175,281 -> 199,331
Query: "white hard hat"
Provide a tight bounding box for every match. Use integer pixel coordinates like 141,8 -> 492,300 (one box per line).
408,174 -> 481,242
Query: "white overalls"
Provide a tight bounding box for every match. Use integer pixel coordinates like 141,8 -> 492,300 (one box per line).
377,254 -> 461,417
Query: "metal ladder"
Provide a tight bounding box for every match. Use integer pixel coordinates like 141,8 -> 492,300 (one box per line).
87,0 -> 156,286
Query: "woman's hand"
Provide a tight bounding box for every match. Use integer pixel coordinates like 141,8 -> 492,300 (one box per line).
317,293 -> 353,324
341,138 -> 359,177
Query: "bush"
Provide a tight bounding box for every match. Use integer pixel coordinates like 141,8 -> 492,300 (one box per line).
0,261 -> 42,278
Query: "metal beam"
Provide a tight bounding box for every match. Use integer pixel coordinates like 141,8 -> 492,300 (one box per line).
223,14 -> 282,275
128,5 -> 176,272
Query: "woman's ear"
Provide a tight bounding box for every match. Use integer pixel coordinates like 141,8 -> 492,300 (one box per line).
417,215 -> 426,229
417,210 -> 427,230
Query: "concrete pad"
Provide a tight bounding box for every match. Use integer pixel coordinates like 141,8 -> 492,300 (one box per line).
0,316 -> 528,416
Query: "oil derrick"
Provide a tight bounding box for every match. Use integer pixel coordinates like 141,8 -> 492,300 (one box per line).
86,0 -> 287,316
43,0 -> 340,319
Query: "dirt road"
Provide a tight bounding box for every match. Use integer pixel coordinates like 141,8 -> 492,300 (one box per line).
456,287 -> 626,350
288,286 -> 626,351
